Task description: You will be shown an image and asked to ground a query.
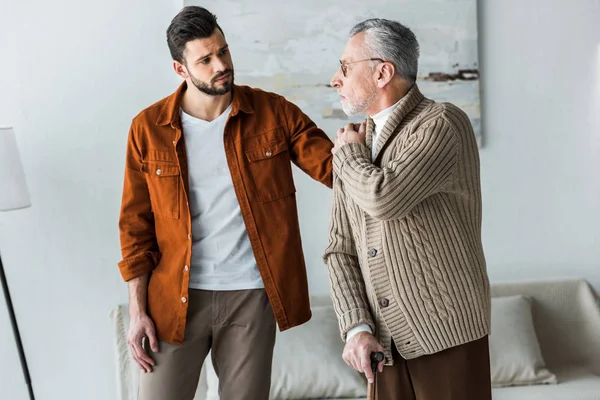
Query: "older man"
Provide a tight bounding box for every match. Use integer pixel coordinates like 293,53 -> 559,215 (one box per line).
324,19 -> 492,400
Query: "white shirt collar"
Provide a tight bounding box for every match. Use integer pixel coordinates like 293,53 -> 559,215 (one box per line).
371,98 -> 403,136
370,98 -> 403,160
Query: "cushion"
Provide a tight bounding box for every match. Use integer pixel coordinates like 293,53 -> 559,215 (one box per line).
492,366 -> 600,400
205,305 -> 367,399
490,295 -> 557,387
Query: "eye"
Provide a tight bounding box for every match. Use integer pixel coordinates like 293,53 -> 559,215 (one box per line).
218,48 -> 228,56
200,58 -> 210,65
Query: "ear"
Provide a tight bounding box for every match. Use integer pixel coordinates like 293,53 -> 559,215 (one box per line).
376,62 -> 395,88
173,61 -> 189,80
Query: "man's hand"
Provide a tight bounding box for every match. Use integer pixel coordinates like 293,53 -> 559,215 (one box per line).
127,311 -> 159,373
332,122 -> 367,155
342,331 -> 385,383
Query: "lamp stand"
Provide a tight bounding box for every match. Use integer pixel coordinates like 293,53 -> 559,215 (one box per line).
0,252 -> 35,400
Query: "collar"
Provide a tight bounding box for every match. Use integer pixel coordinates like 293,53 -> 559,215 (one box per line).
156,82 -> 254,127
371,97 -> 404,134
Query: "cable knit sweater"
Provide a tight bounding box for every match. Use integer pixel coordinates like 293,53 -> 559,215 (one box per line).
323,85 -> 491,363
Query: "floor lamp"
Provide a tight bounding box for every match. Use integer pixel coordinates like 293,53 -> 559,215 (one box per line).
0,127 -> 35,400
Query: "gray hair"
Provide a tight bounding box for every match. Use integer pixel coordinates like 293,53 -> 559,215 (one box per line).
350,18 -> 420,84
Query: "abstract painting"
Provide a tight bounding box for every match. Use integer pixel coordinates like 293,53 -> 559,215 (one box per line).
188,0 -> 482,145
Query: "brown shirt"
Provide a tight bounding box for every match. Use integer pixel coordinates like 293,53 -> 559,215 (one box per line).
118,82 -> 333,344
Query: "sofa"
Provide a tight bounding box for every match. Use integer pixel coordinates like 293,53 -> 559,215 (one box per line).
110,277 -> 600,399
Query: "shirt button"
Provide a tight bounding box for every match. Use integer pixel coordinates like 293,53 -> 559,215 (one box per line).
188,233 -> 192,240
368,248 -> 378,257
265,151 -> 272,157
181,297 -> 187,303
155,169 -> 162,176
379,298 -> 389,308
184,265 -> 189,272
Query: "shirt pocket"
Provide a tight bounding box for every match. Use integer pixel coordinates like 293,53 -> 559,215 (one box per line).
141,159 -> 180,219
245,138 -> 296,203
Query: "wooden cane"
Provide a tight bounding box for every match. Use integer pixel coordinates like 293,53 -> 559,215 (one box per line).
367,380 -> 375,400
367,352 -> 384,400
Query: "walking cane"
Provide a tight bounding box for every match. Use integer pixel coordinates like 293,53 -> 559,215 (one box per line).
367,351 -> 384,400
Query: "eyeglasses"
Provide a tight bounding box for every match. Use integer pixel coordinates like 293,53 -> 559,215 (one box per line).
339,58 -> 385,77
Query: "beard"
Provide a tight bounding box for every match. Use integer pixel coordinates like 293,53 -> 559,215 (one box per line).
341,83 -> 377,116
189,68 -> 235,96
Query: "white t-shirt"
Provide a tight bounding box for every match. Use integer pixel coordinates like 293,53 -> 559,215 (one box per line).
180,105 -> 264,291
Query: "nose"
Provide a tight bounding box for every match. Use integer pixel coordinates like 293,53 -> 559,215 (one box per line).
214,58 -> 229,73
330,69 -> 342,89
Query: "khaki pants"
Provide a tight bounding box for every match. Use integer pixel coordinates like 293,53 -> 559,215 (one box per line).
375,336 -> 492,400
139,289 -> 276,400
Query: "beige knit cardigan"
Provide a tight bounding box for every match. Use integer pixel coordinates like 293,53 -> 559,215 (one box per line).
323,85 -> 491,363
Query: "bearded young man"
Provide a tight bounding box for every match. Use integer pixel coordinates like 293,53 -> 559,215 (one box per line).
117,6 -> 333,400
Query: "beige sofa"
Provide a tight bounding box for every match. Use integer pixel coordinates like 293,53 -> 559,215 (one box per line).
111,277 -> 600,399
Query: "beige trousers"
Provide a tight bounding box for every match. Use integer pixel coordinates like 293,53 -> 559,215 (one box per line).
138,289 -> 276,400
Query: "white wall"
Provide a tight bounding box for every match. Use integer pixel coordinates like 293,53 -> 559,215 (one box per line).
1,0 -> 599,399
0,1 -> 29,398
0,0 -> 182,399
478,0 -> 600,289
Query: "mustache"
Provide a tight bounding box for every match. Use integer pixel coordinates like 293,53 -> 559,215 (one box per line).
212,70 -> 233,83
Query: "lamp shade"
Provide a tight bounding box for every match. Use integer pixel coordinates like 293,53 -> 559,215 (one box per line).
0,127 -> 31,211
